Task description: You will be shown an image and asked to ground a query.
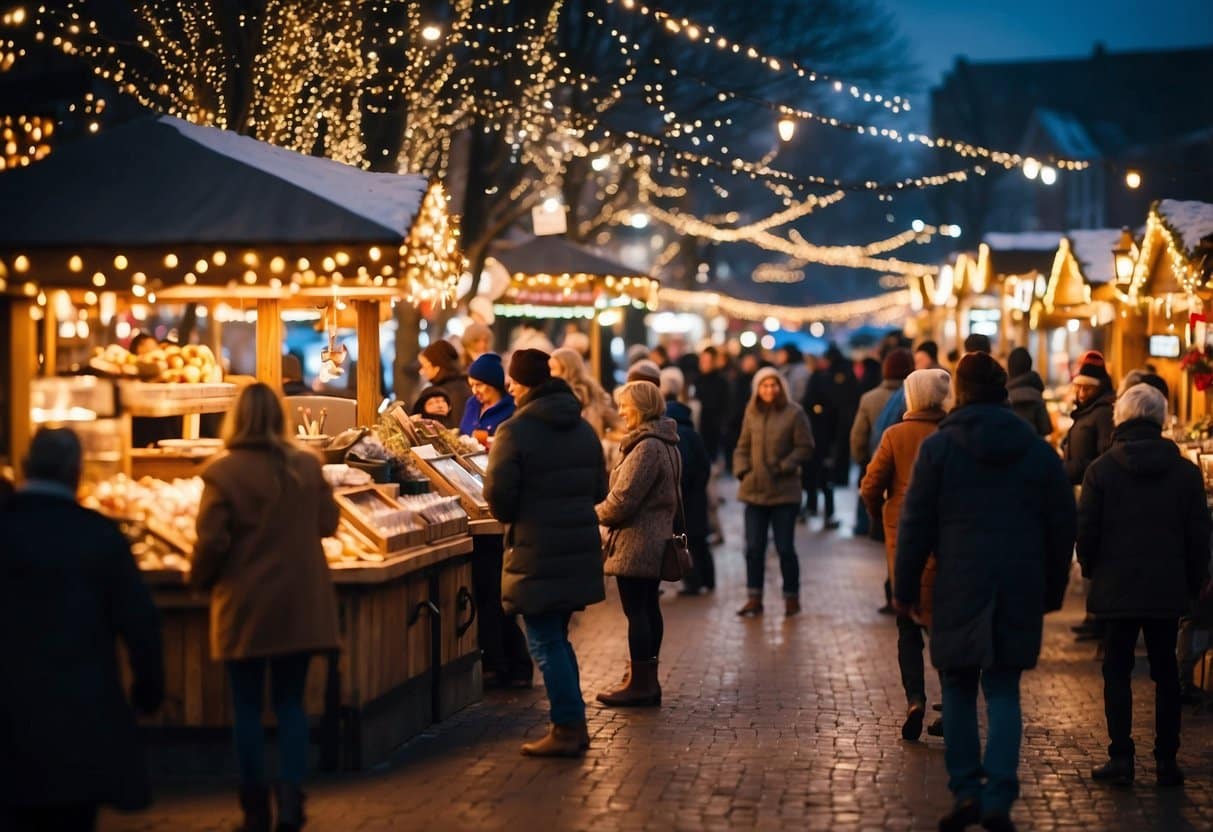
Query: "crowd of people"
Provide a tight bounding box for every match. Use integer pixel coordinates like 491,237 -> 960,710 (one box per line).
3,319 -> 1212,832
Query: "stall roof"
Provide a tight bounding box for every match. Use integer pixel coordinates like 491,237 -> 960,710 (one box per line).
0,115 -> 429,248
982,231 -> 1063,277
488,235 -> 647,279
1158,200 -> 1213,257
1065,229 -> 1124,285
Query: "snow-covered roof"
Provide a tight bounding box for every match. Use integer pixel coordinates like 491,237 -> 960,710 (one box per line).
982,231 -> 1064,251
1064,229 -> 1124,285
1157,200 -> 1213,256
1032,109 -> 1101,159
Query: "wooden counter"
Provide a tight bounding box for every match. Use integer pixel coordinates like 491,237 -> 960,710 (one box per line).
136,535 -> 480,772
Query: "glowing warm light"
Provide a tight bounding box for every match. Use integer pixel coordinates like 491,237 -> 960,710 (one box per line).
68,255 -> 82,272
1022,158 -> 1041,180
1040,166 -> 1057,186
591,154 -> 610,172
112,254 -> 127,270
739,331 -> 758,348
163,253 -> 178,268
1125,171 -> 1142,189
777,118 -> 796,142
421,24 -> 441,42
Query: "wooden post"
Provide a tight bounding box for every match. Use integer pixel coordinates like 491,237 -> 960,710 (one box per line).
1036,326 -> 1050,385
255,298 -> 283,392
590,315 -> 602,383
8,298 -> 36,482
43,314 -> 56,377
355,300 -> 381,427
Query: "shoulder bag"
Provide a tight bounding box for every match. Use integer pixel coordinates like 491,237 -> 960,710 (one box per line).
659,443 -> 694,582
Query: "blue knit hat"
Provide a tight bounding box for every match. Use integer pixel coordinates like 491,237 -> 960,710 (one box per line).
468,352 -> 506,392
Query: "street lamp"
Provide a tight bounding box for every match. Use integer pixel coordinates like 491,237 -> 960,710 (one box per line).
1112,227 -> 1136,287
777,117 -> 796,143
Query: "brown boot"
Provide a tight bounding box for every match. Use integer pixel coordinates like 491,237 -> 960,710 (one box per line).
520,722 -> 588,757
736,598 -> 763,617
785,597 -> 801,616
235,785 -> 271,832
596,658 -> 661,707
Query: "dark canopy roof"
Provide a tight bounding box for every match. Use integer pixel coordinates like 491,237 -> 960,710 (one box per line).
0,115 -> 428,250
489,235 -> 645,279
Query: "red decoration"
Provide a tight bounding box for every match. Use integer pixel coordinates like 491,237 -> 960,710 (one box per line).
1181,345 -> 1213,391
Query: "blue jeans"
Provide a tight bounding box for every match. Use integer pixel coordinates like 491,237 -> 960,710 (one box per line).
523,612 -> 585,726
743,502 -> 800,598
226,652 -> 312,787
941,667 -> 1023,814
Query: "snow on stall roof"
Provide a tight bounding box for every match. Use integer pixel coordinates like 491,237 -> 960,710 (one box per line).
982,231 -> 1064,251
1033,109 -> 1101,159
1065,229 -> 1123,285
1158,200 -> 1213,255
161,116 -> 428,234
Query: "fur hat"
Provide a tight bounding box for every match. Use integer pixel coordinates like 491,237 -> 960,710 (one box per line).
627,359 -> 662,386
468,352 -> 506,393
954,352 -> 1008,407
421,339 -> 460,373
882,348 -> 913,382
904,369 -> 951,413
508,348 -> 551,388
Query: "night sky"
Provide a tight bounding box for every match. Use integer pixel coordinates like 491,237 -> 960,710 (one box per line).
888,0 -> 1213,91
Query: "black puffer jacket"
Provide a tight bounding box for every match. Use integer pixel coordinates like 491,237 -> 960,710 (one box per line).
485,378 -> 607,616
1077,419 -> 1211,618
1007,371 -> 1052,437
666,401 -> 710,538
895,404 -> 1075,671
1063,389 -> 1115,484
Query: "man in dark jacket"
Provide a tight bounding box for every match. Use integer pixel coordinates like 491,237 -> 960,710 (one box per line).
802,350 -> 856,528
484,349 -> 607,758
660,368 -> 713,594
1006,347 -> 1052,437
694,346 -> 731,466
0,428 -> 164,831
895,353 -> 1075,832
1077,384 -> 1211,788
1063,351 -> 1115,485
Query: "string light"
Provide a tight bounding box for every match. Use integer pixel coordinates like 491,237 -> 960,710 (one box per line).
659,287 -> 911,325
0,115 -> 53,169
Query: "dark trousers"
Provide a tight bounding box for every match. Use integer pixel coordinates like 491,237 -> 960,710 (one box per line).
941,667 -> 1023,815
802,459 -> 835,518
743,502 -> 800,598
226,652 -> 311,787
854,462 -> 872,534
1102,617 -> 1181,761
471,535 -> 532,682
0,803 -> 98,832
896,613 -> 926,705
683,534 -> 715,591
617,576 -> 664,660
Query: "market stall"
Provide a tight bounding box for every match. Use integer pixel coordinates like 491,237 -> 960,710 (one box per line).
484,234 -> 658,378
0,115 -> 478,769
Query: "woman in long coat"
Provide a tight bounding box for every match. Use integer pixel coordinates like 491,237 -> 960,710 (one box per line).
596,381 -> 680,707
193,383 -> 340,831
860,369 -> 950,741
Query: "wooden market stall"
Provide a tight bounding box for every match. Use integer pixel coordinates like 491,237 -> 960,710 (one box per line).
0,115 -> 481,769
484,234 -> 658,378
1111,199 -> 1213,423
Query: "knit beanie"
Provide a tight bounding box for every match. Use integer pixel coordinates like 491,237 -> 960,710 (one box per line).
462,322 -> 492,349
1007,347 -> 1033,379
468,352 -> 506,393
882,348 -> 913,382
421,339 -> 460,373
903,369 -> 951,413
954,352 -> 1008,407
626,344 -> 650,367
1072,350 -> 1109,387
659,366 -> 685,400
627,359 -> 662,386
508,348 -> 551,388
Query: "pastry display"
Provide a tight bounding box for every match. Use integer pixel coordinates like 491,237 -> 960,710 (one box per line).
90,343 -> 222,383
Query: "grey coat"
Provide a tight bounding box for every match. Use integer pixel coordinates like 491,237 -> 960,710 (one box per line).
850,380 -> 902,465
734,381 -> 815,506
599,418 -> 680,579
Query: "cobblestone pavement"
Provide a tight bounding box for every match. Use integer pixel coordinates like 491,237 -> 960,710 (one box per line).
102,481 -> 1213,831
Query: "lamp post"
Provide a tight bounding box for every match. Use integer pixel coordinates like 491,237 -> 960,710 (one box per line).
1112,227 -> 1136,288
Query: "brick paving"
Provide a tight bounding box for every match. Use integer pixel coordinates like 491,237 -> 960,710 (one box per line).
102,481 -> 1213,831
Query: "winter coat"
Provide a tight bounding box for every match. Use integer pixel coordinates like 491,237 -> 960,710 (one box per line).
850,380 -> 902,466
734,376 -> 815,507
192,444 -> 340,660
780,363 -> 812,412
667,401 -> 711,537
426,371 -> 473,430
870,386 -> 908,458
599,417 -> 681,578
1007,371 -> 1052,437
694,369 -> 732,461
804,361 -> 859,485
895,404 -> 1075,671
859,408 -> 945,624
459,392 -> 516,437
1063,389 -> 1115,484
484,378 -> 607,615
0,490 -> 164,811
578,387 -> 621,440
1077,419 -> 1211,619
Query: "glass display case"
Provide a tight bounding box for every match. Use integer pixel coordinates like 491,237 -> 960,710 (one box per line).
30,376 -> 126,482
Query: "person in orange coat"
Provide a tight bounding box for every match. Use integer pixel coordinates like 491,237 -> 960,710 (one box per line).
860,368 -> 950,742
